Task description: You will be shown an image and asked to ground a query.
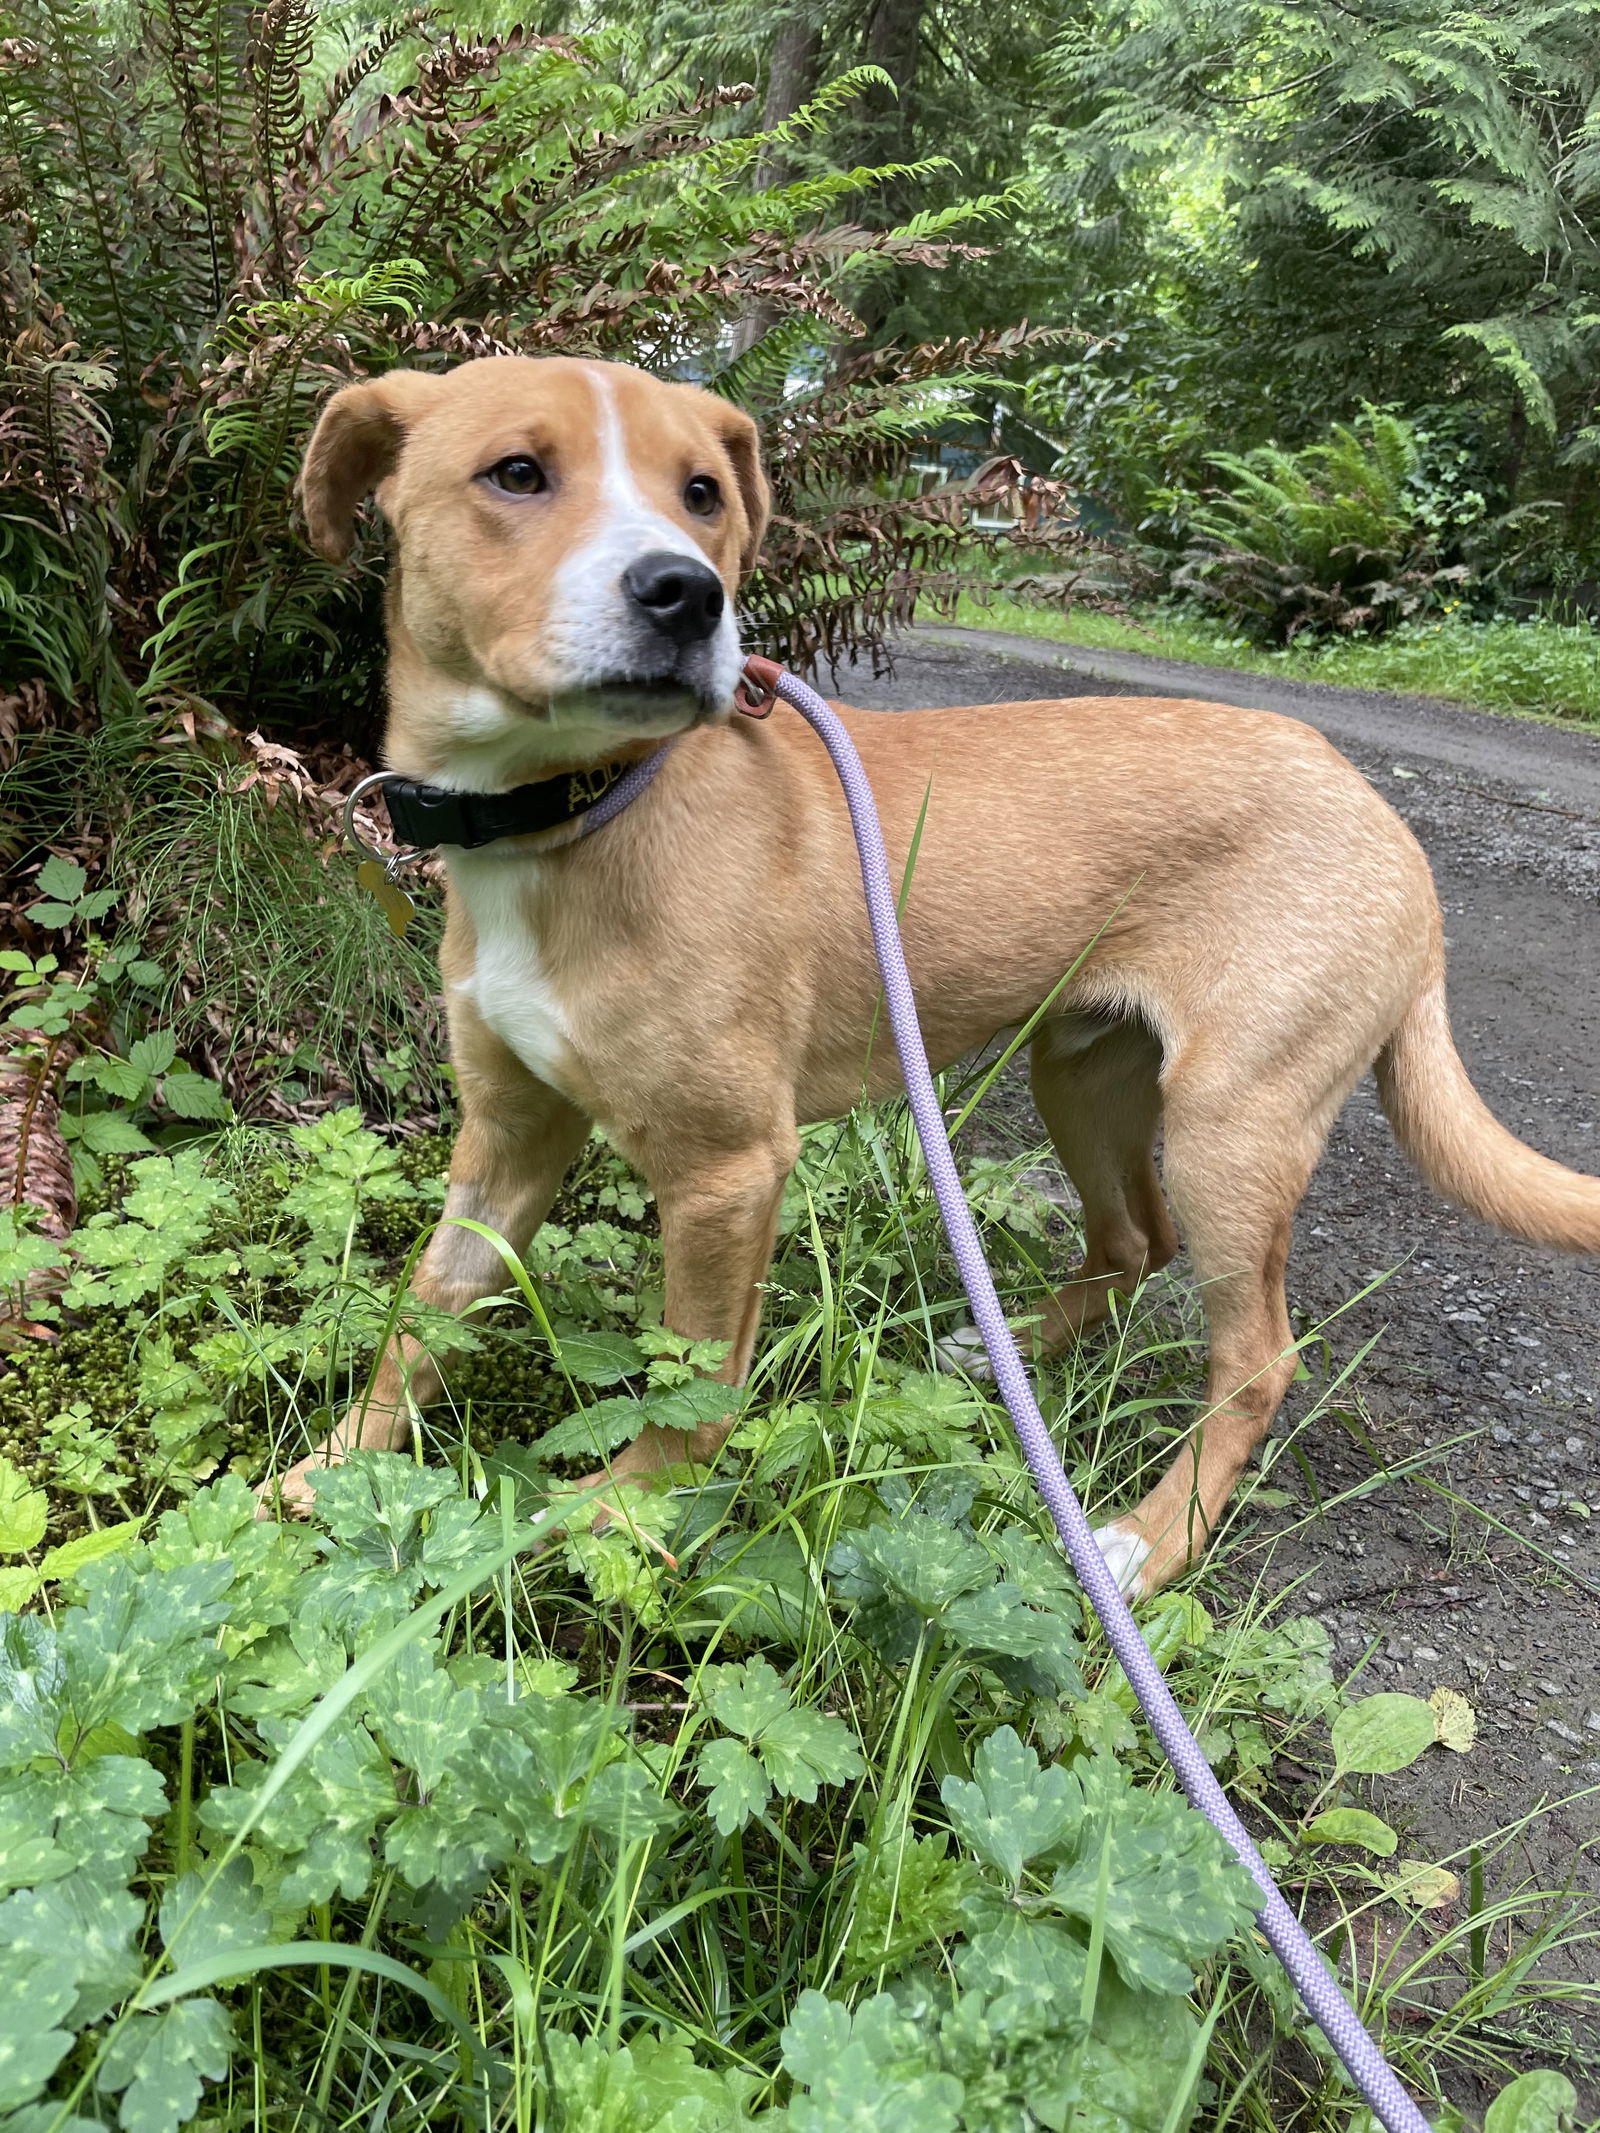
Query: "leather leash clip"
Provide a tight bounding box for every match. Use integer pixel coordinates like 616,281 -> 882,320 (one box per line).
735,654 -> 782,717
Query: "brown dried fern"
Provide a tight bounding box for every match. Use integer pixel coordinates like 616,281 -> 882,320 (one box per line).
0,1036 -> 76,1343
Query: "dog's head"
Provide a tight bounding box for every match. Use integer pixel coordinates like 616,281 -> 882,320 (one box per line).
300,355 -> 769,780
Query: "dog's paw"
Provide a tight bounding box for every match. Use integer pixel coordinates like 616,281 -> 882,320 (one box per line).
254,1456 -> 336,1523
935,1324 -> 995,1380
1091,1521 -> 1152,1598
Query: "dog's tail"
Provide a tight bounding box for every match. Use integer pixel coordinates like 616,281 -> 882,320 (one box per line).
1376,963 -> 1600,1253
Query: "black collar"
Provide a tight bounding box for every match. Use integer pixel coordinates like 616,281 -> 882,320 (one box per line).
380,758 -> 639,851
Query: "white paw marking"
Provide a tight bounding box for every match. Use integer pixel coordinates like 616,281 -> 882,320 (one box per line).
935,1324 -> 995,1380
1092,1522 -> 1152,1597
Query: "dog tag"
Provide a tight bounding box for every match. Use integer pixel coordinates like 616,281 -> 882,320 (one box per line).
356,857 -> 417,940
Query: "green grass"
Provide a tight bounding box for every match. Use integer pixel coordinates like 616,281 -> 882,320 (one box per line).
943,593 -> 1600,726
0,1049 -> 1592,2132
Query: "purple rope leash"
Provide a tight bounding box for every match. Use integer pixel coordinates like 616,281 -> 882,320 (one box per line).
576,740 -> 674,836
760,663 -> 1432,2133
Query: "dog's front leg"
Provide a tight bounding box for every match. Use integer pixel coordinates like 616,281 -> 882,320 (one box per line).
261,1065 -> 590,1515
588,1134 -> 798,1491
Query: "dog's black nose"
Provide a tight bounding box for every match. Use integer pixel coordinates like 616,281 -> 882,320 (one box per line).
621,551 -> 726,646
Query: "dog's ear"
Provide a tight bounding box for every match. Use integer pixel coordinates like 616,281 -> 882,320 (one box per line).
300,370 -> 447,562
707,399 -> 770,578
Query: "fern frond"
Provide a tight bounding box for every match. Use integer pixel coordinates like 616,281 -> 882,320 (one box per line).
695,63 -> 894,180
304,7 -> 431,154
142,0 -> 250,313
708,312 -> 819,404
0,339 -> 120,697
243,0 -> 318,293
4,0 -> 150,414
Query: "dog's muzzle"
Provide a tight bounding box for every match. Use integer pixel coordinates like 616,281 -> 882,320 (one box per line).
621,551 -> 726,647
584,547 -> 738,714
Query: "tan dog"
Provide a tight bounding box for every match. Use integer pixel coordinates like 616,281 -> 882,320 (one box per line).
273,352 -> 1600,1595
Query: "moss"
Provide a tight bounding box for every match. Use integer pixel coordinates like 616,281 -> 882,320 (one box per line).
8,1120 -> 669,1538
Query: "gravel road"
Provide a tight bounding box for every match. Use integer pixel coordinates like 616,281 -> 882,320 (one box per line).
828,626 -> 1600,2042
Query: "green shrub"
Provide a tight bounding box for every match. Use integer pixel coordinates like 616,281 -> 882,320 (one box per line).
1173,409 -> 1470,639
0,2 -> 1076,1105
0,4 -> 1049,734
3,1074 -> 1589,2131
4,1085 -> 1573,2133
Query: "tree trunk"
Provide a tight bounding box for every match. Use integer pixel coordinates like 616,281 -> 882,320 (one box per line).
729,12 -> 824,361
757,12 -> 823,184
854,0 -> 926,334
863,0 -> 924,167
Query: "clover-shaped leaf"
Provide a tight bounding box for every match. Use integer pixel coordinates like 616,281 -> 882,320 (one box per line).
0,1614 -> 66,1767
576,1761 -> 679,1843
305,1451 -> 458,1563
702,1655 -> 792,1740
0,1946 -> 80,2109
828,1520 -> 992,1617
0,1869 -> 143,2025
34,1754 -> 167,1879
200,1716 -> 395,1909
366,1640 -> 476,1796
693,1659 -> 863,1834
0,1779 -> 72,1896
697,1739 -> 770,1837
539,2030 -> 765,2131
757,1706 -> 866,1803
55,1555 -> 233,1744
1044,1763 -> 1260,1994
158,1857 -> 274,1966
828,1498 -> 1083,1687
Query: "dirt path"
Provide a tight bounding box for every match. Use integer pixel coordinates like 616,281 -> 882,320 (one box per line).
829,629 -> 1600,2012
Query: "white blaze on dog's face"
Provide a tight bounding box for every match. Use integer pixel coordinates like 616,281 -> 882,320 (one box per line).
299,355 -> 769,784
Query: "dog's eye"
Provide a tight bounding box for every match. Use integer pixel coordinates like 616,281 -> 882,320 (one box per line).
683,474 -> 721,517
483,455 -> 546,496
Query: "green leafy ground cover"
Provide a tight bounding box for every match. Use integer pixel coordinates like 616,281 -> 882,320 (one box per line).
1,1065 -> 1591,2132
945,597 -> 1600,728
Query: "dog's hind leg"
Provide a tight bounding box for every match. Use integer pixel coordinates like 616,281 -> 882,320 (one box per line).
1028,1015 -> 1178,1347
261,1037 -> 589,1515
1092,1042 -> 1345,1595
938,1015 -> 1177,1373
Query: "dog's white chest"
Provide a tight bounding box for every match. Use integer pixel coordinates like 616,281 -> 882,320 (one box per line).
448,851 -> 573,1090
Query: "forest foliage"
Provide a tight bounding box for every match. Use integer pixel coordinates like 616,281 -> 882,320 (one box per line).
0,9 -> 1594,2130
0,0 -> 1076,1105
595,0 -> 1600,613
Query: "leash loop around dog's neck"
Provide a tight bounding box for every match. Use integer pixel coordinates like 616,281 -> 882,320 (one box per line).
759,658 -> 1434,2133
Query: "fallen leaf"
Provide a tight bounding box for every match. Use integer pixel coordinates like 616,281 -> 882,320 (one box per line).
1429,1685 -> 1476,1754
1386,1860 -> 1460,1910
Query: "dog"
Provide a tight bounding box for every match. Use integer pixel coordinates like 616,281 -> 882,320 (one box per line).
271,352 -> 1600,1595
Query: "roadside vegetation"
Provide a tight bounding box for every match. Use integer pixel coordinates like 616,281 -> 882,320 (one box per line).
944,597 -> 1600,727
4,0 -> 1598,2126
2,1002 -> 1593,2130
